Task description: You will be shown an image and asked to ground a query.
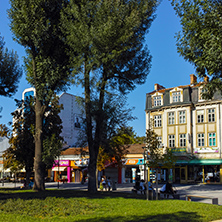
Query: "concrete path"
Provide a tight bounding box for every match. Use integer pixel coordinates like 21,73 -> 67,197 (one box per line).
1,181 -> 222,205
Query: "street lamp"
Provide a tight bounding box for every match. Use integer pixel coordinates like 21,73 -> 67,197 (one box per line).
142,146 -> 150,200
2,156 -> 4,187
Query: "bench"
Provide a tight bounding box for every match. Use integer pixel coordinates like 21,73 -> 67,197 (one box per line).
132,188 -> 145,194
186,195 -> 218,205
58,178 -> 68,184
159,192 -> 180,199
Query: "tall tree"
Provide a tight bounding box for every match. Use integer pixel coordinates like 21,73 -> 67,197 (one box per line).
62,0 -> 157,193
0,35 -> 22,97
171,0 -> 222,98
2,95 -> 63,187
9,0 -> 71,190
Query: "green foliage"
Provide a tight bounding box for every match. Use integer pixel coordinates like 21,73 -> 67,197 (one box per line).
171,0 -> 222,97
9,0 -> 72,190
0,35 -> 22,97
62,0 -> 156,93
62,0 -> 157,192
0,124 -> 11,139
145,121 -> 162,169
162,150 -> 177,170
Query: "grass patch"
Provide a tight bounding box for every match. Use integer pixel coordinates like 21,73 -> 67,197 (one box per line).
0,189 -> 221,221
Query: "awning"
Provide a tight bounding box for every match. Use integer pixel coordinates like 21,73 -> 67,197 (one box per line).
176,159 -> 222,166
188,159 -> 222,165
176,160 -> 189,165
52,167 -> 67,171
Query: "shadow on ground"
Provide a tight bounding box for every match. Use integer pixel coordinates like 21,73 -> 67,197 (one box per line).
0,188 -> 150,200
78,211 -> 202,222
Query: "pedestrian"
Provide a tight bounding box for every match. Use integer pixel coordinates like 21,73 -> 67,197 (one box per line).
107,177 -> 112,191
102,176 -> 107,191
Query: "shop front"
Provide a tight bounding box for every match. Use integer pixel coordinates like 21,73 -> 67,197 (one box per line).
52,160 -> 71,182
122,158 -> 144,183
173,159 -> 222,184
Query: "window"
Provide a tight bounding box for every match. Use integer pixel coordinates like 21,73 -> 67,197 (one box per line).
157,136 -> 162,148
209,133 -> 216,146
199,87 -> 207,100
168,112 -> 175,125
197,110 -> 204,123
168,135 -> 175,148
208,109 -> 215,122
197,133 -> 204,147
172,91 -> 181,102
153,96 -> 162,107
179,111 -> 186,124
154,115 -> 161,127
179,134 -> 186,147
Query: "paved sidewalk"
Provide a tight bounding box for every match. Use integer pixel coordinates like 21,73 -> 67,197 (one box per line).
1,181 -> 222,205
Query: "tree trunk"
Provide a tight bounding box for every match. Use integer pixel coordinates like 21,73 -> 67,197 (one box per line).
87,65 -> 107,193
83,61 -> 96,193
33,96 -> 45,191
32,57 -> 45,191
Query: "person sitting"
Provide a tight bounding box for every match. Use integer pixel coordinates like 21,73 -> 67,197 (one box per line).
140,180 -> 146,194
160,181 -> 175,198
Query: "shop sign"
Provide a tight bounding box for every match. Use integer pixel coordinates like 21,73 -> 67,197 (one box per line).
169,148 -> 186,153
54,160 -> 70,166
125,159 -> 138,165
194,147 -> 219,153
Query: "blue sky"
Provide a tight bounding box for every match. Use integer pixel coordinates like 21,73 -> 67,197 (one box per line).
0,0 -> 195,137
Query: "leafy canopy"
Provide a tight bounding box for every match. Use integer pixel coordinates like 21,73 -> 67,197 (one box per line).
171,0 -> 222,98
0,35 -> 22,97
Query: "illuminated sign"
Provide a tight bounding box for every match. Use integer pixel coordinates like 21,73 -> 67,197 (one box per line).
125,159 -> 138,165
194,147 -> 219,153
54,160 -> 70,166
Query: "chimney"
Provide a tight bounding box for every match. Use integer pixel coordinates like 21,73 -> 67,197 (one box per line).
190,74 -> 197,85
154,84 -> 165,91
204,76 -> 209,83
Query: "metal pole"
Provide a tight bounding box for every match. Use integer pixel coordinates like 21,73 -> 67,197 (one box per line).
57,156 -> 59,189
2,156 -> 4,187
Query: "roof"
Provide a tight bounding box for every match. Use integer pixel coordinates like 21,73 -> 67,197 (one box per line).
60,144 -> 145,156
61,147 -> 89,155
148,82 -> 204,96
125,144 -> 146,154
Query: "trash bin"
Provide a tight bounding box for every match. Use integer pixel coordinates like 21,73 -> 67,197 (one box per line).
112,181 -> 117,190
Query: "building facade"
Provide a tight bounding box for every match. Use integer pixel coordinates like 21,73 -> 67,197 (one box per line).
22,88 -> 83,147
145,74 -> 222,184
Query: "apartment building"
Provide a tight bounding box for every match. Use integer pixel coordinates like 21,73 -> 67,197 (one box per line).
22,88 -> 83,147
145,74 -> 222,184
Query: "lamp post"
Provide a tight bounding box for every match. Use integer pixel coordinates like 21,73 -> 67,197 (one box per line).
2,156 -> 4,187
57,155 -> 60,189
143,146 -> 150,200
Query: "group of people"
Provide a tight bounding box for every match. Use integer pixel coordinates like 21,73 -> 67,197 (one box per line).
100,176 -> 112,191
134,177 -> 176,199
134,178 -> 156,197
